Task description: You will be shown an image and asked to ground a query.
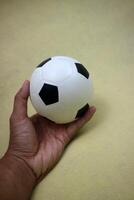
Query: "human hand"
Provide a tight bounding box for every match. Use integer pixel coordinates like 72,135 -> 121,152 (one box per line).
8,80 -> 96,183
0,80 -> 96,200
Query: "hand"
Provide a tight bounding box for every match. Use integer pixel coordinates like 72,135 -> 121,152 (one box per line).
7,80 -> 96,184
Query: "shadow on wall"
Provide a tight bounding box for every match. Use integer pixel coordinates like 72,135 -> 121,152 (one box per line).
75,95 -> 109,139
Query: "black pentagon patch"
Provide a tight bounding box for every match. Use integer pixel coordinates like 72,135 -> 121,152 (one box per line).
75,103 -> 89,118
36,58 -> 51,68
75,63 -> 89,79
39,83 -> 59,105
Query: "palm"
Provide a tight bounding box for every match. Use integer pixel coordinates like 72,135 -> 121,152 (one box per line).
27,115 -> 70,180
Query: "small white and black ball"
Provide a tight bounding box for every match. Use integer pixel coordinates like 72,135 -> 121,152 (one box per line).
30,56 -> 93,124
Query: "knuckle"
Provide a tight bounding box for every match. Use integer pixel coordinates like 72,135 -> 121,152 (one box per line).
10,111 -> 17,121
14,93 -> 19,101
9,113 -> 14,122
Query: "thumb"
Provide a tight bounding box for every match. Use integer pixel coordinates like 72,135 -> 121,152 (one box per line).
11,80 -> 30,121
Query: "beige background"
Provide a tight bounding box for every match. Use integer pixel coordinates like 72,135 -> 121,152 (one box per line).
0,0 -> 134,199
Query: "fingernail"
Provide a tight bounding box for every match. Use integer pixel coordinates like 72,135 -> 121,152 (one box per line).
90,106 -> 96,112
23,80 -> 29,87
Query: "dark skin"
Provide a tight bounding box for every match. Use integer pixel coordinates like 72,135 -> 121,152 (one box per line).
0,80 -> 96,200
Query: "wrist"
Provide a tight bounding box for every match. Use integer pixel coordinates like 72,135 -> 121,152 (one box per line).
0,152 -> 36,200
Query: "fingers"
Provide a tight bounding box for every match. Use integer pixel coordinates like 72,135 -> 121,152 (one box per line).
66,106 -> 96,139
11,80 -> 30,121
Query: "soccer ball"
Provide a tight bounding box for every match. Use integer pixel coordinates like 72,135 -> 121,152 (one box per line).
30,56 -> 93,124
